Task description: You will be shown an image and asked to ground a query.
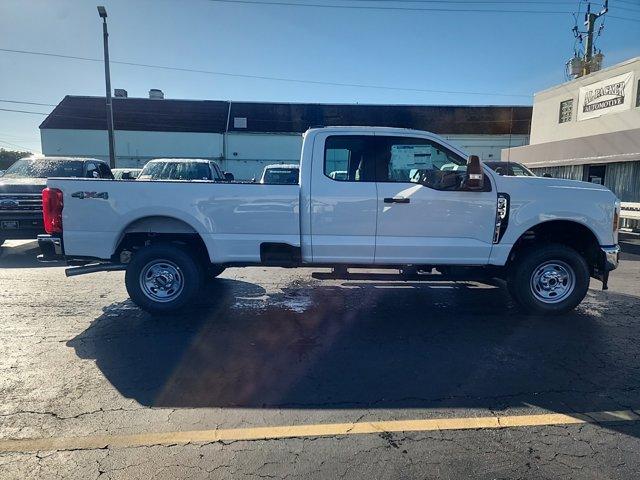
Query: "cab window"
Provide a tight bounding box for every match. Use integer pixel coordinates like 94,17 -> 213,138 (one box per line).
376,136 -> 470,191
324,136 -> 376,182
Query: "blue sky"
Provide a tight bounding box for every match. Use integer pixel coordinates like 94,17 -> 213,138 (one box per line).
1,0 -> 639,152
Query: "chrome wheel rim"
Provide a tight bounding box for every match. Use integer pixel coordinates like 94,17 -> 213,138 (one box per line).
530,260 -> 575,304
140,259 -> 184,303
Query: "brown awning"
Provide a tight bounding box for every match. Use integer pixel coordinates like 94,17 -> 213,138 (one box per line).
502,128 -> 640,167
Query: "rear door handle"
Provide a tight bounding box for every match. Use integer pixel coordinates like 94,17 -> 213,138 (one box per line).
383,197 -> 410,204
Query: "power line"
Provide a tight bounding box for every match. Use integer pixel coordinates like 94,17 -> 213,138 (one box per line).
339,0 -> 584,3
0,107 -> 48,116
0,139 -> 36,152
0,99 -> 57,107
203,0 -> 640,18
0,48 -> 532,98
204,0 -> 577,13
345,0 -> 640,10
201,0 -> 640,20
608,13 -> 640,20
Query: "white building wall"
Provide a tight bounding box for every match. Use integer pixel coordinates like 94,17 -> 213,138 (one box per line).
529,57 -> 640,145
41,129 -> 224,168
443,134 -> 530,161
222,133 -> 302,180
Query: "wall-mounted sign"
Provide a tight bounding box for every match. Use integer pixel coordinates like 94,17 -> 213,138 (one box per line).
577,71 -> 635,121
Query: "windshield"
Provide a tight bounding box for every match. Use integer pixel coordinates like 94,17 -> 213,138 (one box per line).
3,158 -> 84,179
139,162 -> 212,181
262,168 -> 299,184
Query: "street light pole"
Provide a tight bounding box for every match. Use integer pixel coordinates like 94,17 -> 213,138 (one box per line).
98,6 -> 116,169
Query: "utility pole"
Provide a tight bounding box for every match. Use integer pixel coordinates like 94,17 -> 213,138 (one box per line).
582,1 -> 608,76
98,6 -> 116,169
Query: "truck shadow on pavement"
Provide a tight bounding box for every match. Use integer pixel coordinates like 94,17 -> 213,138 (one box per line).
67,274 -> 640,424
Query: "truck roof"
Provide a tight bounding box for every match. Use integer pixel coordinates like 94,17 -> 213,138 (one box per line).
306,126 -> 438,136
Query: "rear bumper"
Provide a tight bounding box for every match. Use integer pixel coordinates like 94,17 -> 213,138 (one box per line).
37,234 -> 64,261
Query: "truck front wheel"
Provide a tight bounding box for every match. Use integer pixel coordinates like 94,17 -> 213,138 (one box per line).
509,243 -> 590,315
125,244 -> 202,314
208,265 -> 226,279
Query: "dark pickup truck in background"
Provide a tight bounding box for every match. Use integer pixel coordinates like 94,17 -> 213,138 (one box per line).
0,156 -> 113,246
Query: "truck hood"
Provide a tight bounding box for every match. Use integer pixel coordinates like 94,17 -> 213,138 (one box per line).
495,175 -> 616,198
0,177 -> 48,194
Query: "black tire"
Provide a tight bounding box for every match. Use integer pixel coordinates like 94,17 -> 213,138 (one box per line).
208,265 -> 226,279
508,243 -> 590,315
125,243 -> 203,314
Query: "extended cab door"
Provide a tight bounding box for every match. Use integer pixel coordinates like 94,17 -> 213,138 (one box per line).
309,132 -> 378,263
374,134 -> 496,265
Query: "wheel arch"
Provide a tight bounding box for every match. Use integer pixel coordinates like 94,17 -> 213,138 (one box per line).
113,215 -> 212,264
506,219 -> 601,274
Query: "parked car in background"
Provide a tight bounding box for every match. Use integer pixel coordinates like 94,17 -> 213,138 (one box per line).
259,164 -> 300,184
484,161 -> 536,177
138,159 -> 231,182
112,168 -> 142,180
0,156 -> 113,245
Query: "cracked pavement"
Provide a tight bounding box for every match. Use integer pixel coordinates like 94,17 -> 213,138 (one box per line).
1,238 -> 640,479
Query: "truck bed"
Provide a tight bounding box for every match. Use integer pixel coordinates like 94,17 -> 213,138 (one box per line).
47,178 -> 300,263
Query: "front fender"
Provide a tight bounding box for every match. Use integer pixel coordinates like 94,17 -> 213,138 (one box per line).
489,178 -> 617,266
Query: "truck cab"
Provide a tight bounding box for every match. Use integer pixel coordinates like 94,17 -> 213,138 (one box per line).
38,127 -> 620,315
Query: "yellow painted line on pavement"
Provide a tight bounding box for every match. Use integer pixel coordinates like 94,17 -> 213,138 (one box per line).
1,408 -> 639,453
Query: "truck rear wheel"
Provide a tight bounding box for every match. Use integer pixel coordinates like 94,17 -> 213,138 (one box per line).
508,243 -> 590,315
125,244 -> 202,314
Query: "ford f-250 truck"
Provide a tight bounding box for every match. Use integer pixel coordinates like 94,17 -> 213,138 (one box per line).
0,156 -> 113,246
38,127 -> 620,315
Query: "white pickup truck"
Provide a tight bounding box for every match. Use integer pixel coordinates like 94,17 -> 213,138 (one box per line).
38,127 -> 620,315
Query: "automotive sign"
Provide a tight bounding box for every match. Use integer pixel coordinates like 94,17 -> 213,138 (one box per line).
577,71 -> 634,121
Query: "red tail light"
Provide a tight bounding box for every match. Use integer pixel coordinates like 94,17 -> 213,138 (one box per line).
42,187 -> 64,234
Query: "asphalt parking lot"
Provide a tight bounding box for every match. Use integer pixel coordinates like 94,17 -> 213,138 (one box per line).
1,237 -> 640,479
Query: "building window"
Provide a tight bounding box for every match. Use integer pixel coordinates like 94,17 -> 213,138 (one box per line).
636,80 -> 640,107
559,99 -> 573,123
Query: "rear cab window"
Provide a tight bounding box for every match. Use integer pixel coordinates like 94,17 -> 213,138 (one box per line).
324,136 -> 377,182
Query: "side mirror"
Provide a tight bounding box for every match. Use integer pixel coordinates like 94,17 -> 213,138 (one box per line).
464,155 -> 484,191
542,172 -> 552,178
121,172 -> 133,180
224,172 -> 235,181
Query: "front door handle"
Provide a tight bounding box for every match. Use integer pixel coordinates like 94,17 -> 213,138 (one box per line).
383,197 -> 410,204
